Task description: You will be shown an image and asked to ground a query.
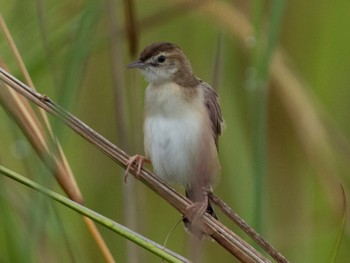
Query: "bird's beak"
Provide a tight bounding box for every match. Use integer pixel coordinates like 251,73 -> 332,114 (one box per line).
126,59 -> 147,69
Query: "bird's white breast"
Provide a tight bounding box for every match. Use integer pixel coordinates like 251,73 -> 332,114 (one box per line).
144,83 -> 205,186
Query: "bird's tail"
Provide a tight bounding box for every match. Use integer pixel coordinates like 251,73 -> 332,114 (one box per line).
183,189 -> 217,238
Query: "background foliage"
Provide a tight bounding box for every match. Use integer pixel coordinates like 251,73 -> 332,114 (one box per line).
0,0 -> 349,262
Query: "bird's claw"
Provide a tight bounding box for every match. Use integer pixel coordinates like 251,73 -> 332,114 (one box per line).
124,155 -> 150,183
185,200 -> 208,224
185,187 -> 212,223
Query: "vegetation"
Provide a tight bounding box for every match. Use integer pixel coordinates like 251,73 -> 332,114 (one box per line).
0,1 -> 349,262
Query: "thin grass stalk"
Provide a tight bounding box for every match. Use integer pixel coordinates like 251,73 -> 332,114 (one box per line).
250,0 -> 267,234
211,33 -> 223,90
106,1 -> 140,262
123,0 -> 138,56
329,185 -> 346,263
58,0 -> 101,112
75,2 -> 205,61
35,0 -> 60,88
250,0 -> 287,233
0,179 -> 33,262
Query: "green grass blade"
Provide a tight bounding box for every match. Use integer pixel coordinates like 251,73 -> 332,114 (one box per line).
0,165 -> 189,263
250,0 -> 286,233
330,185 -> 347,263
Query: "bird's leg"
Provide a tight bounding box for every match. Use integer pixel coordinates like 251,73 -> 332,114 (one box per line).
124,155 -> 151,183
185,187 -> 211,224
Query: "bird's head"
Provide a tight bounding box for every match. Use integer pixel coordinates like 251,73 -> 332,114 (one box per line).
127,42 -> 195,86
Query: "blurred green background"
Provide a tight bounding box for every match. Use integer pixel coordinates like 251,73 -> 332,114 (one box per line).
0,0 -> 349,262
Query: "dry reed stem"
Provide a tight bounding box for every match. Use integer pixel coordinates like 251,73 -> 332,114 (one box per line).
123,0 -> 139,56
209,192 -> 288,263
0,68 -> 273,263
0,16 -> 115,263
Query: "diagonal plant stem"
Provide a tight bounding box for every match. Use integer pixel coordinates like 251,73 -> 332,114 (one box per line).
208,192 -> 288,263
0,165 -> 190,263
0,68 -> 276,263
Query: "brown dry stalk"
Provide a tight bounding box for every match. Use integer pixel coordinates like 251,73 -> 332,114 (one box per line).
0,16 -> 115,263
209,192 -> 288,263
0,68 -> 275,263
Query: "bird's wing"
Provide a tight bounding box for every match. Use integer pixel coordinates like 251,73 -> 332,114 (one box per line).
200,81 -> 223,149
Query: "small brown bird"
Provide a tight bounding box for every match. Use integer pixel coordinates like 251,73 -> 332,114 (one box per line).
125,42 -> 223,237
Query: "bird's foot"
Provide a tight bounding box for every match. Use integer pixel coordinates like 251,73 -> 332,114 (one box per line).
185,200 -> 208,224
124,155 -> 150,183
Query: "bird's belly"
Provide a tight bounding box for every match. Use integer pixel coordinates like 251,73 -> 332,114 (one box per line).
144,115 -> 201,186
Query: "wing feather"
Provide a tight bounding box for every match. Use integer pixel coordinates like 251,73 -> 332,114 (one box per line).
199,80 -> 223,149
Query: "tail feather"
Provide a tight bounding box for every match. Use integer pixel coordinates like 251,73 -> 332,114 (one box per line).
183,189 -> 217,238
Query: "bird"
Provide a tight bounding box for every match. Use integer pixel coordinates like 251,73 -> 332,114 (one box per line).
125,42 -> 223,237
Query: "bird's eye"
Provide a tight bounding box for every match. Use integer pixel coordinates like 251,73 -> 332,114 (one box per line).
157,55 -> 166,63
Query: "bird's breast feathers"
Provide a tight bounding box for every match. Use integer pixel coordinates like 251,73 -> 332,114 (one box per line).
144,82 -> 216,186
